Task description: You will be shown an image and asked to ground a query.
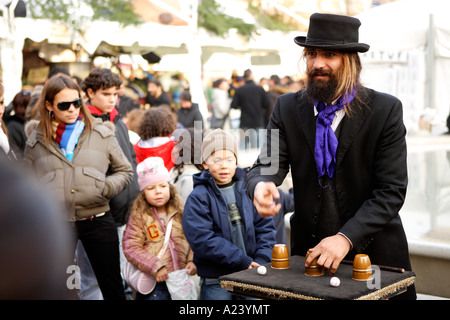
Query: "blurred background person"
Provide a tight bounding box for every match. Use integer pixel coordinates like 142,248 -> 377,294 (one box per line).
125,108 -> 144,145
145,78 -> 171,107
0,160 -> 75,299
177,90 -> 203,129
0,82 -> 15,161
116,83 -> 139,118
266,75 -> 290,127
231,69 -> 271,149
210,78 -> 231,130
3,90 -> 30,159
171,127 -> 205,204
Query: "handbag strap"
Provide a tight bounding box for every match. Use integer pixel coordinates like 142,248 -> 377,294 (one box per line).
157,217 -> 173,259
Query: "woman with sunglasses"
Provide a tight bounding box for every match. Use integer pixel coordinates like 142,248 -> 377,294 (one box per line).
24,74 -> 134,300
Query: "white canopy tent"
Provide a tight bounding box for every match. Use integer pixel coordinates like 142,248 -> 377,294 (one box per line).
357,0 -> 450,134
0,15 -> 198,105
0,1 -> 304,117
1,27 -> 302,119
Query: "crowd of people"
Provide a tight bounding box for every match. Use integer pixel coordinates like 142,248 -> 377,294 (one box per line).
0,12 -> 417,301
0,63 -> 295,300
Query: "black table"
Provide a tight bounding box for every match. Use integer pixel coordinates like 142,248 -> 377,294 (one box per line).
219,255 -> 415,300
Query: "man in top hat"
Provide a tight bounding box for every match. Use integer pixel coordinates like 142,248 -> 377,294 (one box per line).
246,13 -> 416,299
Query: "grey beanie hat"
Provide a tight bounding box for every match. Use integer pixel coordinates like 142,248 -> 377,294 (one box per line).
201,129 -> 238,163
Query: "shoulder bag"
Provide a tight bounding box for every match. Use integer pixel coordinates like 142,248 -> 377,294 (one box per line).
123,218 -> 173,295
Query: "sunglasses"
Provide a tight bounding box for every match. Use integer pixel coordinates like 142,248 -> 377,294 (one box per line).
56,98 -> 83,111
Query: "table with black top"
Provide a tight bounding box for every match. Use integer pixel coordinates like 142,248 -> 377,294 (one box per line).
219,255 -> 415,300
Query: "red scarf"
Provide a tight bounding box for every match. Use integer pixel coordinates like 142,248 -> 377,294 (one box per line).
87,104 -> 118,122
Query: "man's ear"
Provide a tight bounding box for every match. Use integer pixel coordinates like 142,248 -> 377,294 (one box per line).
86,88 -> 95,100
202,162 -> 209,170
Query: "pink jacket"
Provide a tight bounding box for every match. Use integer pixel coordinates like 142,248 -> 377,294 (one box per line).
122,204 -> 193,276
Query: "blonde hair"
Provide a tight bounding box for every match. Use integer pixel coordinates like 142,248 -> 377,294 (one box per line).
335,52 -> 366,116
130,184 -> 184,220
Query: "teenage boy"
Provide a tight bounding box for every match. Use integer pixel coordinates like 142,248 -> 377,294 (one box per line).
80,68 -> 140,299
182,129 -> 276,300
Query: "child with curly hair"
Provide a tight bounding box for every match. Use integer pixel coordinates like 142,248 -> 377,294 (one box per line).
134,107 -> 178,170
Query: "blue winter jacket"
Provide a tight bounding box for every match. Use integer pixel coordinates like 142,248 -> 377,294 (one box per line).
182,167 -> 276,278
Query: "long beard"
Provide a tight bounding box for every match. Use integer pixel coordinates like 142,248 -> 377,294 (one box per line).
305,69 -> 339,104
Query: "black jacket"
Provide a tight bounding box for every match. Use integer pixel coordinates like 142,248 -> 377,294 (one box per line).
145,93 -> 171,107
247,88 -> 414,285
116,95 -> 139,117
231,80 -> 271,129
176,103 -> 203,129
4,115 -> 26,159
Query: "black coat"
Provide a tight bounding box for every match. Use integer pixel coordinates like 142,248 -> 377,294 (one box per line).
247,88 -> 414,281
231,80 -> 271,129
176,103 -> 203,129
4,115 -> 26,159
116,95 -> 139,117
145,92 -> 171,107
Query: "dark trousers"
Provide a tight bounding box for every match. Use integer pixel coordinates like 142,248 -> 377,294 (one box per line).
74,212 -> 125,300
135,281 -> 172,300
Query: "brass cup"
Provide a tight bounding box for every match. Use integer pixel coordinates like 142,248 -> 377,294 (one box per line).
352,269 -> 373,281
305,251 -> 324,277
271,244 -> 290,269
352,254 -> 372,281
271,258 -> 290,269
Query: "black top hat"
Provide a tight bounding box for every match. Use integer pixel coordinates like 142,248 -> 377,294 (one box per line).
294,13 -> 369,53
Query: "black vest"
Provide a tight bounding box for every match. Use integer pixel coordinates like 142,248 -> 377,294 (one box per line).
314,118 -> 345,240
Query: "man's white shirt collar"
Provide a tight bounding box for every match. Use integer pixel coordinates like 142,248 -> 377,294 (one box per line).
313,99 -> 346,132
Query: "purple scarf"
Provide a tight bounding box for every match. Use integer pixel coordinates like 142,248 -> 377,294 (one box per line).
314,89 -> 357,179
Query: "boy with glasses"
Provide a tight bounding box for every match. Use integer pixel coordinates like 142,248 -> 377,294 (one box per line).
182,129 -> 276,300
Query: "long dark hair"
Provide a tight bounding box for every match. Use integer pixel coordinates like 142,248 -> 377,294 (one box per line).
35,74 -> 93,146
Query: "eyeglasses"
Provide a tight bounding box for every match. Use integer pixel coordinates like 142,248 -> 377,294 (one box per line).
210,156 -> 236,164
56,98 -> 83,111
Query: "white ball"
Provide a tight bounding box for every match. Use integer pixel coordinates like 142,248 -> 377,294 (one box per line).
330,276 -> 340,287
257,266 -> 267,275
